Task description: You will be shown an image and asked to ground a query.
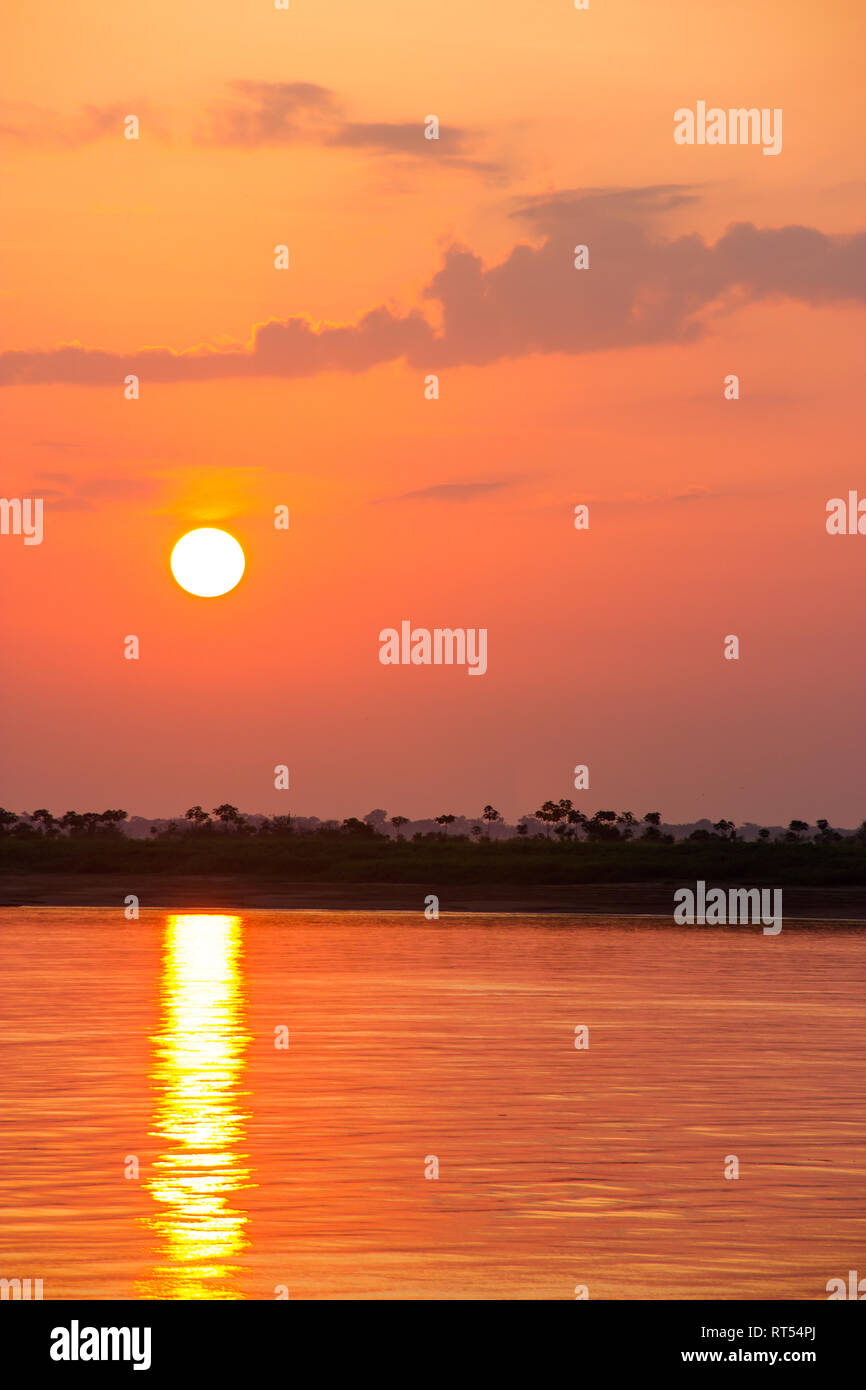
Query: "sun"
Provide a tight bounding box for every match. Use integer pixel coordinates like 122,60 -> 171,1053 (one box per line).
170,528 -> 245,598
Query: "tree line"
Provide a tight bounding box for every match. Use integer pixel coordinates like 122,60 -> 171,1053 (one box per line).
1,804 -> 862,845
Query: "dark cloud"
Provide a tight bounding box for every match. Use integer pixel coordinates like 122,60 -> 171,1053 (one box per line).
326,119 -> 499,174
0,306 -> 433,386
328,121 -> 458,152
420,186 -> 866,367
203,81 -> 501,173
203,81 -> 340,146
2,187 -> 863,387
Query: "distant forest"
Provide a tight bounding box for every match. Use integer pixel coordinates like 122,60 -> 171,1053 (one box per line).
2,804 -> 864,885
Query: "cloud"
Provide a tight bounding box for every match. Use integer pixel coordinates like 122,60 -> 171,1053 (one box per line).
0,101 -> 148,148
419,186 -> 866,367
0,82 -> 335,150
81,477 -> 160,499
203,81 -> 340,146
669,487 -> 719,503
326,121 -> 499,174
2,187 -> 864,387
378,481 -> 510,504
29,475 -> 163,511
0,306 -> 433,386
202,80 -> 500,173
0,79 -> 502,173
328,121 -> 457,153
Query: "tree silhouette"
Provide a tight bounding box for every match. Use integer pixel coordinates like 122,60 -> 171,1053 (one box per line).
213,803 -> 244,831
534,800 -> 561,838
814,819 -> 841,844
585,810 -> 620,841
342,817 -> 375,837
785,819 -> 810,843
6,800 -> 865,870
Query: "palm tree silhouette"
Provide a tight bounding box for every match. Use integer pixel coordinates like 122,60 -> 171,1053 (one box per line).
31,808 -> 58,836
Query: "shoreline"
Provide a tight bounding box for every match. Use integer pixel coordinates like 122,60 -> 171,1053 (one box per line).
3,874 -> 866,919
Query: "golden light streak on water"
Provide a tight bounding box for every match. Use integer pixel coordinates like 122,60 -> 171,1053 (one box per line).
137,914 -> 252,1299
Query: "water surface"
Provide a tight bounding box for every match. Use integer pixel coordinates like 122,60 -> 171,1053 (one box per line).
0,908 -> 863,1299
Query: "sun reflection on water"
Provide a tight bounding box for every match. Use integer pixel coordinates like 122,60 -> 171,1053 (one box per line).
137,913 -> 253,1299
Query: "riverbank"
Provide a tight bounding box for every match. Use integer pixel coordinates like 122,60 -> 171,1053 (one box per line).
3,874 -> 866,918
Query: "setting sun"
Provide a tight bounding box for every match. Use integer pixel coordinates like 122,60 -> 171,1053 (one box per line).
170,528 -> 245,598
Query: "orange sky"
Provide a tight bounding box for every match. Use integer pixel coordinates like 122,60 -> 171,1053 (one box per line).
2,0 -> 865,824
